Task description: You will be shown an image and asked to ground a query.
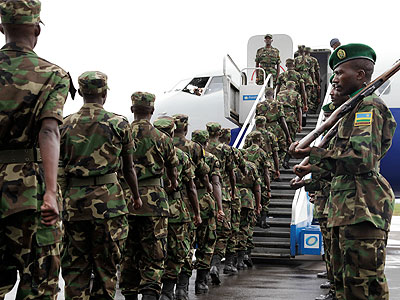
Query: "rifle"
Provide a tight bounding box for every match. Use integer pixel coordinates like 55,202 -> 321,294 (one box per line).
294,60 -> 400,151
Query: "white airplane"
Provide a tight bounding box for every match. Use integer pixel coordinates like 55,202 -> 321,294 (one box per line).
153,34 -> 400,258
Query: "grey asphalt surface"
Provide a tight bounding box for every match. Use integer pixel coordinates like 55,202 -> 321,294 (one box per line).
5,216 -> 400,300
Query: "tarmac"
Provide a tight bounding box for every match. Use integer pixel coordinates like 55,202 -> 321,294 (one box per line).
5,216 -> 400,300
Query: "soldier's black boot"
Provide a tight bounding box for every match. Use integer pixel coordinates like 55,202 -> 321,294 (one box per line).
236,250 -> 247,270
223,253 -> 238,274
195,269 -> 209,294
141,290 -> 158,300
209,254 -> 221,285
260,210 -> 270,229
175,273 -> 189,300
283,153 -> 291,169
243,249 -> 253,268
159,279 -> 175,300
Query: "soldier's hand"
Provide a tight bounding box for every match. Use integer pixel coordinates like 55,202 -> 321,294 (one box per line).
255,204 -> 261,216
289,141 -> 311,159
41,191 -> 59,226
133,196 -> 143,210
274,170 -> 280,180
293,164 -> 311,178
303,106 -> 308,113
169,179 -> 178,191
287,137 -> 293,145
207,182 -> 213,193
290,177 -> 305,189
194,215 -> 202,227
298,126 -> 302,133
217,209 -> 225,222
267,191 -> 272,199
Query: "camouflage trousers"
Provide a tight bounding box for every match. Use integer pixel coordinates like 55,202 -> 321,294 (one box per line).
163,222 -> 190,281
256,67 -> 277,86
331,222 -> 388,300
319,218 -> 333,284
287,121 -> 298,143
237,208 -> 256,251
308,85 -> 320,113
120,216 -> 168,296
226,190 -> 241,255
61,216 -> 128,300
180,222 -> 196,277
195,216 -> 217,270
261,189 -> 270,214
0,211 -> 61,300
213,200 -> 232,259
266,123 -> 287,167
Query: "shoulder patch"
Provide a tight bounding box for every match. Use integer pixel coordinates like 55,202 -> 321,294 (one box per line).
354,111 -> 373,127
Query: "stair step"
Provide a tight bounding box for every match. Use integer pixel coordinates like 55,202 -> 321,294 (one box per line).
253,237 -> 291,248
263,217 -> 291,226
251,247 -> 292,258
269,201 -> 292,208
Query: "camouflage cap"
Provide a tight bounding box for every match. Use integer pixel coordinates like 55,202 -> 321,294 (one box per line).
287,80 -> 295,88
173,114 -> 189,130
78,71 -> 109,95
192,130 -> 209,144
255,116 -> 266,125
0,0 -> 41,25
264,34 -> 273,39
154,116 -> 176,136
286,58 -> 295,64
247,130 -> 262,141
220,128 -> 231,140
131,91 -> 155,107
206,122 -> 221,133
265,87 -> 274,97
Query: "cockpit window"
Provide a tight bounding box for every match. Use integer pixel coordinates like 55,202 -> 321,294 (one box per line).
182,77 -> 210,96
204,76 -> 223,95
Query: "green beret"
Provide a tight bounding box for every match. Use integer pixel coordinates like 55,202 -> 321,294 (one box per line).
173,114 -> 189,129
286,58 -> 294,64
255,116 -> 266,125
220,128 -> 231,140
131,92 -> 155,107
154,116 -> 175,136
329,74 -> 334,84
78,71 -> 109,95
206,122 -> 221,133
328,43 -> 376,70
192,130 -> 209,144
322,102 -> 336,113
0,0 -> 41,25
264,34 -> 273,39
247,130 -> 262,141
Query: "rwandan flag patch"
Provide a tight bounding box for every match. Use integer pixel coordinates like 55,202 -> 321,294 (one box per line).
354,111 -> 373,126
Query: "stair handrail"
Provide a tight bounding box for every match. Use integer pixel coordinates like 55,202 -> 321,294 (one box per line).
232,73 -> 273,149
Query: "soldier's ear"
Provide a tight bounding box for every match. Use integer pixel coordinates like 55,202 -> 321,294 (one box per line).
34,24 -> 41,37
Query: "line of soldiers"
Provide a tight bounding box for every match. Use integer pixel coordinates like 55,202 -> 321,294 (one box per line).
290,43 -> 396,300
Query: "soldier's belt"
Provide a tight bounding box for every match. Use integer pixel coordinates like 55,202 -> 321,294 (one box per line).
0,148 -> 41,164
68,173 -> 118,187
138,177 -> 163,187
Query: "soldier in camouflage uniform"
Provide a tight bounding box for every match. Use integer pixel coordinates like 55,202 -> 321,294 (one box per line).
277,80 -> 303,142
171,114 -> 210,300
205,122 -> 237,280
245,116 -> 280,180
0,2 -> 70,298
255,34 -> 281,85
243,131 -> 271,229
120,92 -> 179,300
276,58 -> 308,111
295,45 -> 316,112
192,130 -> 225,295
292,44 -> 397,300
59,72 -> 142,300
305,46 -> 321,111
236,148 -> 261,269
153,117 -> 201,300
256,87 -> 292,169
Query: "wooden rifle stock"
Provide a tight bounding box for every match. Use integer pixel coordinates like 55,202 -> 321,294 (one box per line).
295,60 -> 400,150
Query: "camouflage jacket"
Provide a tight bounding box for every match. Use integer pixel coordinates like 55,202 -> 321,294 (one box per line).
255,46 -> 280,68
256,99 -> 285,123
60,103 -> 133,221
130,120 -> 178,216
165,147 -> 193,223
0,42 -> 69,219
305,170 -> 332,219
277,89 -> 302,123
243,144 -> 269,186
276,69 -> 305,94
236,161 -> 260,209
294,55 -> 314,86
307,54 -> 320,73
309,94 -> 397,230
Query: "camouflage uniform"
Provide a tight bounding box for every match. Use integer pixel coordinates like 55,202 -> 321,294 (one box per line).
153,118 -> 193,285
0,2 -> 69,299
305,49 -> 321,112
120,92 -> 178,298
256,98 -> 288,164
255,44 -> 280,85
294,53 -> 314,109
59,72 -> 133,300
276,86 -> 302,142
309,93 -> 397,300
276,67 -> 305,97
